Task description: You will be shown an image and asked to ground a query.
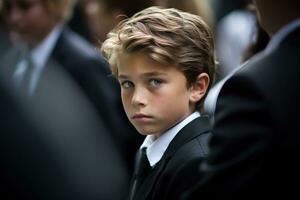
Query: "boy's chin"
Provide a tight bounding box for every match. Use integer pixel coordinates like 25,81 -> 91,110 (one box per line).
136,129 -> 162,139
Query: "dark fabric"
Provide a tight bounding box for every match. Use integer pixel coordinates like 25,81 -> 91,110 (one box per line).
130,116 -> 211,200
134,148 -> 151,178
183,27 -> 300,199
0,27 -> 143,173
52,27 -> 143,172
129,147 -> 151,200
0,25 -> 11,56
0,65 -> 129,200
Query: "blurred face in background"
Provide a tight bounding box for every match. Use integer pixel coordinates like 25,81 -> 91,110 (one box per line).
252,0 -> 273,34
95,0 -> 122,42
3,0 -> 57,46
253,0 -> 300,35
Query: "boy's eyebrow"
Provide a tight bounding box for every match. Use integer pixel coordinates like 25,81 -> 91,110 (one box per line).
118,72 -> 168,79
142,72 -> 168,77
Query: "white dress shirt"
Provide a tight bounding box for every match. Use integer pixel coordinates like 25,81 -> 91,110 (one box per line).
140,112 -> 200,167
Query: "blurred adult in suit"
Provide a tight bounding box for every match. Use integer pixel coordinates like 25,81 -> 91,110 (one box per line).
0,0 -> 142,172
183,0 -> 300,198
204,4 -> 269,123
0,62 -> 129,200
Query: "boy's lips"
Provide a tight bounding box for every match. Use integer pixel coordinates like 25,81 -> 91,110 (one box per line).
131,114 -> 154,123
131,113 -> 152,119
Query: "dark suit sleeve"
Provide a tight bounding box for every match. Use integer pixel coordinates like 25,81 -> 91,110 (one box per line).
183,74 -> 275,198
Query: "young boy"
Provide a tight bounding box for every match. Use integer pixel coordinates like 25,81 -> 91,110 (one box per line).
101,6 -> 216,200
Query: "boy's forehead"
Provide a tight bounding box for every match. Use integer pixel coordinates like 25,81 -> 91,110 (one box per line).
118,52 -> 168,70
117,52 -> 184,77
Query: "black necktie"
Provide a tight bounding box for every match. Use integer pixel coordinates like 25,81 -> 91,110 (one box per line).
128,147 -> 151,200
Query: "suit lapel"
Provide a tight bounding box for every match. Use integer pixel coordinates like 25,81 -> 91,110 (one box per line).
52,27 -> 78,74
164,116 -> 210,159
133,116 -> 211,200
52,28 -> 68,66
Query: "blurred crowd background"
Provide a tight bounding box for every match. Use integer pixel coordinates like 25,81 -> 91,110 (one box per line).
0,0 -> 270,199
1,0 -> 270,85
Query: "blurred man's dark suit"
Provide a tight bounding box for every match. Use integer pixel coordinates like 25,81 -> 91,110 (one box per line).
53,27 -> 142,170
0,61 -> 129,200
0,9 -> 10,52
0,23 -> 11,56
1,27 -> 142,172
183,26 -> 300,198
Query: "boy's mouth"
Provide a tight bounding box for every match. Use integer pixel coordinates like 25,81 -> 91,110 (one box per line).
132,113 -> 151,119
131,113 -> 153,121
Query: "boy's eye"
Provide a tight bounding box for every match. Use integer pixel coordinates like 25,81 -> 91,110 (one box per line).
120,81 -> 134,89
149,79 -> 162,87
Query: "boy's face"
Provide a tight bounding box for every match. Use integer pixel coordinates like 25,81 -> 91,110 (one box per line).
118,53 -> 195,138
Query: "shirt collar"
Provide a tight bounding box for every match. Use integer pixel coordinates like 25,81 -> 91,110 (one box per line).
140,112 -> 200,167
265,18 -> 300,54
29,24 -> 63,70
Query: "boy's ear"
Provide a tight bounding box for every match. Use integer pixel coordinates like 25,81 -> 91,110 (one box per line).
189,73 -> 210,103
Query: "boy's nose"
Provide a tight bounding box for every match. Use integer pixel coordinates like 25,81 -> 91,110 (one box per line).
131,87 -> 147,106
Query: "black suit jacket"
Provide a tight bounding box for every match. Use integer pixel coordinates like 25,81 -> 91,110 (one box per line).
132,116 -> 211,200
184,27 -> 300,198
